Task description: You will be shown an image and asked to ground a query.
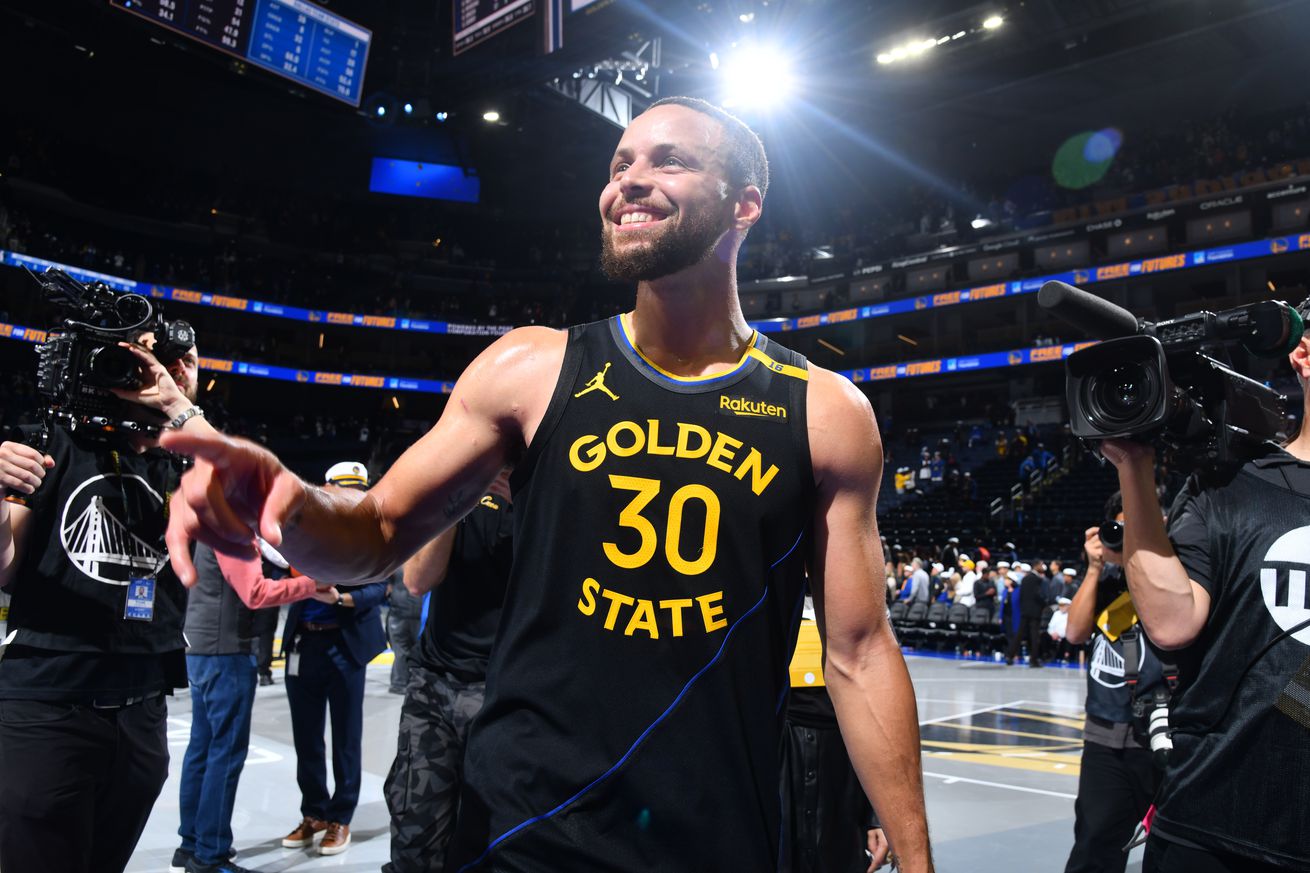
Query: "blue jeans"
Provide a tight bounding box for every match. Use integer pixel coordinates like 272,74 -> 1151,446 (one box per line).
177,653 -> 258,864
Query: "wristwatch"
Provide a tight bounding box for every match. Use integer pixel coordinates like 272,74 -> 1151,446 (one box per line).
335,591 -> 344,607
169,406 -> 205,430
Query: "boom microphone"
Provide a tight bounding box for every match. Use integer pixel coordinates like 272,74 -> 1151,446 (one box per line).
1038,280 -> 1140,340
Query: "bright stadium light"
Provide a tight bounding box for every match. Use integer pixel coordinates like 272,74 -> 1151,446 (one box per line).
983,14 -> 1004,29
971,215 -> 992,230
719,45 -> 794,110
483,110 -> 501,123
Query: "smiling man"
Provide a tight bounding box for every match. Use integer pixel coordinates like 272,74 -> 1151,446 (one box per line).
160,97 -> 933,873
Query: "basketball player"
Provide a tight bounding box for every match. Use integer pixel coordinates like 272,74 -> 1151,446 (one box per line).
160,97 -> 933,872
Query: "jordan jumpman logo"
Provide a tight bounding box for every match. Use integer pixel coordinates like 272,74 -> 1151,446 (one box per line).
575,362 -> 619,401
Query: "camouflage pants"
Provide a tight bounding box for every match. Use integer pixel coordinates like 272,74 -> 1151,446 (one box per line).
383,665 -> 486,873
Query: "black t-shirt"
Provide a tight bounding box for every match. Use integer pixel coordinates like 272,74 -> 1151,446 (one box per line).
0,426 -> 188,702
1151,446 -> 1310,869
1082,564 -> 1163,739
415,495 -> 514,682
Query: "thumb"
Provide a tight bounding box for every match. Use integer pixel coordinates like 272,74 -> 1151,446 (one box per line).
260,473 -> 308,548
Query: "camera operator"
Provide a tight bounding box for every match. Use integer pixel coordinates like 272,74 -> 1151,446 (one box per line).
1062,492 -> 1164,873
1099,306 -> 1310,872
0,335 -> 213,873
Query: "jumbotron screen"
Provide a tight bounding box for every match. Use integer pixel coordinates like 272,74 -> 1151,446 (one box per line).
111,0 -> 371,106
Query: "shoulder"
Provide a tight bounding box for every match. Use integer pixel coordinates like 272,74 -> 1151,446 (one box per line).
467,326 -> 569,381
452,326 -> 569,427
804,365 -> 880,487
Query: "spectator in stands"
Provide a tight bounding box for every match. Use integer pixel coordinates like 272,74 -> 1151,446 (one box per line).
929,451 -> 945,484
954,557 -> 978,607
996,432 -> 1009,458
999,542 -> 1020,566
998,569 -> 1022,658
938,537 -> 960,570
973,565 -> 998,606
1035,443 -> 1056,471
1046,597 -> 1073,663
900,559 -> 930,603
968,423 -> 984,448
1019,452 -> 1038,483
1006,562 -> 1049,667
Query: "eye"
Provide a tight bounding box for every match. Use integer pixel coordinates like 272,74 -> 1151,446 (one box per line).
661,157 -> 684,168
611,162 -> 630,177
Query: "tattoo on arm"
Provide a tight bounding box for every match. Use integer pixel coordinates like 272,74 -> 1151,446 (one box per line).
443,488 -> 469,521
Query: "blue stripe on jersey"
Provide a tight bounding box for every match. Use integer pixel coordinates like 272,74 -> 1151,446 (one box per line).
457,526 -> 809,872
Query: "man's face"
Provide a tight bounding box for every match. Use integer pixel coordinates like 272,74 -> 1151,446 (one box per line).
139,331 -> 200,404
598,104 -> 740,282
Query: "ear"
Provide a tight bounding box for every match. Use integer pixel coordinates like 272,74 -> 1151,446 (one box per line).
1289,336 -> 1310,380
732,185 -> 763,232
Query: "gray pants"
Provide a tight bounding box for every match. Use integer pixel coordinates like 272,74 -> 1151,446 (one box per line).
383,665 -> 485,873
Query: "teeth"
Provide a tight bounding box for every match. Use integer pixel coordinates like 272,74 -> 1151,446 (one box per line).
620,212 -> 659,225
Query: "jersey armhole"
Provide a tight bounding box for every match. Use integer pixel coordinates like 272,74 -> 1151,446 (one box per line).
509,325 -> 587,494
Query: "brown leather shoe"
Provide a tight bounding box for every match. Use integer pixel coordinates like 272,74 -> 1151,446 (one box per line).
319,822 -> 351,855
281,816 -> 327,848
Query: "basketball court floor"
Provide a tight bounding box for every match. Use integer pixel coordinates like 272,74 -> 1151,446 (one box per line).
126,654 -> 1142,872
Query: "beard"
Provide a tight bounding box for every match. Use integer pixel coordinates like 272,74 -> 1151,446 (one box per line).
599,206 -> 729,282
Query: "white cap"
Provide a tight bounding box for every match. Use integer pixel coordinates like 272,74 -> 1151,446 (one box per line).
996,560 -> 1010,568
976,560 -> 989,569
1063,568 -> 1078,577
1057,596 -> 1073,605
325,460 -> 370,488
1018,562 -> 1032,572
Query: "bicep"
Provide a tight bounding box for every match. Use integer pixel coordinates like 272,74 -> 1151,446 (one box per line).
806,370 -> 888,654
367,328 -> 561,562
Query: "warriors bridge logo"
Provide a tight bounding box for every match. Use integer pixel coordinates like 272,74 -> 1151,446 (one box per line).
60,474 -> 167,586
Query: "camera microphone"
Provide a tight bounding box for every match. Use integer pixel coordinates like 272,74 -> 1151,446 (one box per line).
1038,281 -> 1141,340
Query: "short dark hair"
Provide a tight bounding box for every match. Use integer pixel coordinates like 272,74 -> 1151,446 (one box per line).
1104,490 -> 1123,521
647,96 -> 769,199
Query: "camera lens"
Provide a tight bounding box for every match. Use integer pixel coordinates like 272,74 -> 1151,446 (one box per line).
1099,520 -> 1124,552
86,345 -> 142,389
1085,362 -> 1157,431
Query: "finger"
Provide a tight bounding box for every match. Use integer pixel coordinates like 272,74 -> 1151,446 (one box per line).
159,428 -> 239,467
117,341 -> 166,370
0,442 -> 49,465
260,473 -> 308,548
166,494 -> 199,587
0,458 -> 47,491
180,464 -> 254,545
1085,526 -> 1100,540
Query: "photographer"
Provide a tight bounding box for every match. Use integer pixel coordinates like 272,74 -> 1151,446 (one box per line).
0,333 -> 213,873
1062,493 -> 1163,873
1099,307 -> 1310,872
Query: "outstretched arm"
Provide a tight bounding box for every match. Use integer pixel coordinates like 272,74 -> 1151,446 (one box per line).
215,540 -> 318,609
161,327 -> 565,585
807,367 -> 932,873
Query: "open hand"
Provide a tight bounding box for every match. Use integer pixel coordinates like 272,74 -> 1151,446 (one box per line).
159,428 -> 307,586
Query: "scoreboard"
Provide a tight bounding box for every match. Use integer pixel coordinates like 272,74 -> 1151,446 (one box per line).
112,0 -> 371,106
453,0 -> 534,55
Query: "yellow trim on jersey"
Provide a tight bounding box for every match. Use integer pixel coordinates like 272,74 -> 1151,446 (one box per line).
788,619 -> 825,687
746,346 -> 810,382
619,313 -> 757,383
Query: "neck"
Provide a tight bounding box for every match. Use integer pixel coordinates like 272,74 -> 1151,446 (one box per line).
627,244 -> 751,377
1285,396 -> 1310,461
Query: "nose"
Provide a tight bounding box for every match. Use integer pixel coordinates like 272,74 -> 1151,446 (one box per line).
617,160 -> 653,200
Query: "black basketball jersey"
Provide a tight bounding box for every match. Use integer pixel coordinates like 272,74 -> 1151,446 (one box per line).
451,315 -> 815,872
